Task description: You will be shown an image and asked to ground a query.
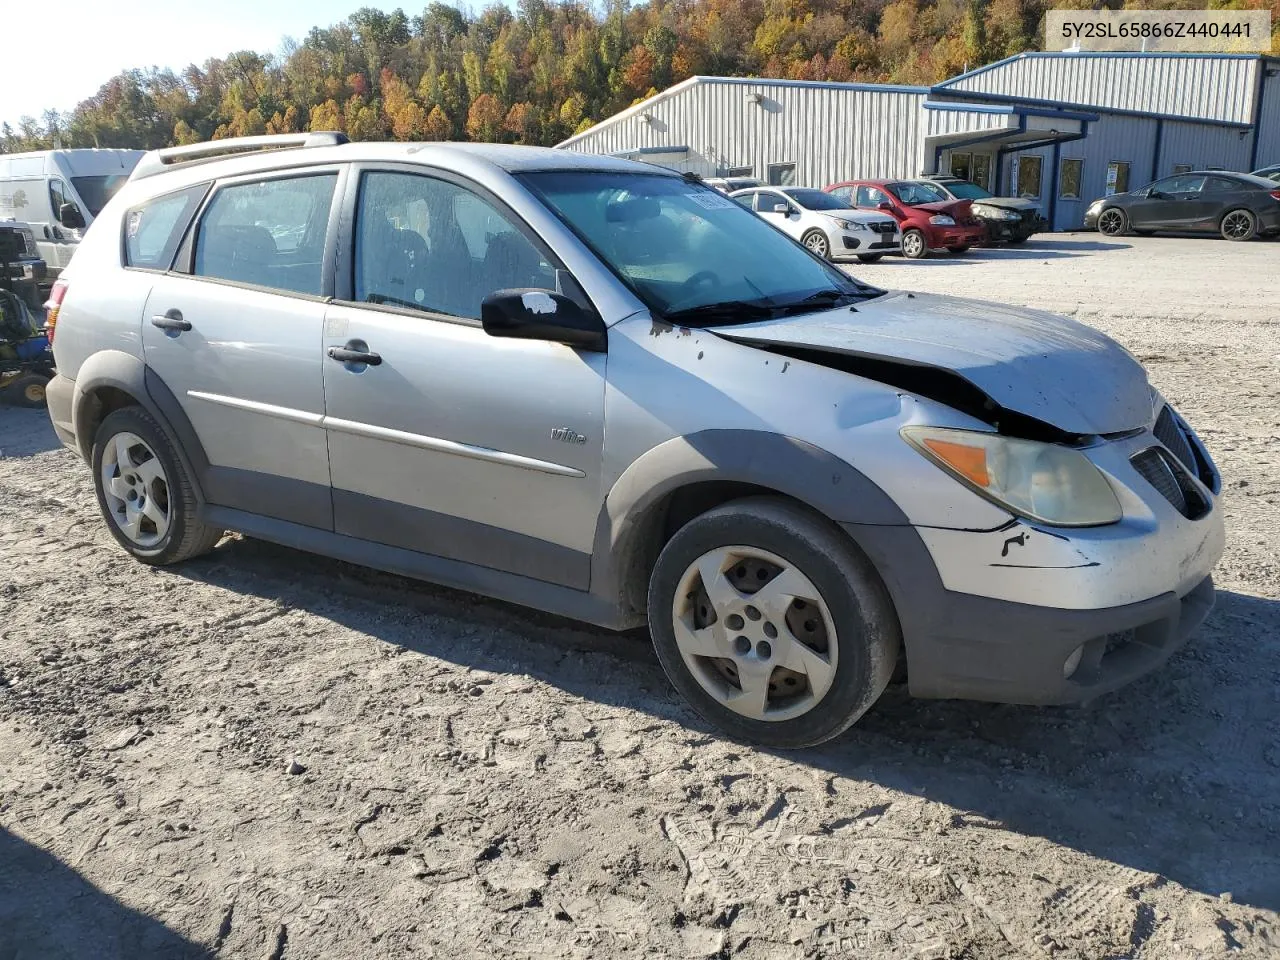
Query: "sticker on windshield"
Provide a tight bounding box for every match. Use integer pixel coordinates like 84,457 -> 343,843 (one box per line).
687,192 -> 736,210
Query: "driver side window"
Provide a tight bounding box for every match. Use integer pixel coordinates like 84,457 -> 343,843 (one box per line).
855,186 -> 883,207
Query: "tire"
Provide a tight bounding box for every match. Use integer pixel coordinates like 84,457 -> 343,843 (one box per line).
5,373 -> 48,408
1220,209 -> 1256,242
1096,207 -> 1127,236
647,496 -> 901,749
856,254 -> 884,263
946,245 -> 971,254
801,229 -> 831,259
91,406 -> 224,565
901,228 -> 928,259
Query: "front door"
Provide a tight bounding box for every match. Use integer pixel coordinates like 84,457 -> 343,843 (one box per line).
321,168 -> 606,589
1129,174 -> 1206,228
141,169 -> 342,529
755,190 -> 802,241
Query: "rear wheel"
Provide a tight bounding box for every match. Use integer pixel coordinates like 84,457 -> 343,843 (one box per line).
901,229 -> 928,259
1220,209 -> 1256,242
946,244 -> 971,254
647,497 -> 900,748
856,254 -> 884,263
801,229 -> 831,259
1097,207 -> 1127,236
92,406 -> 224,564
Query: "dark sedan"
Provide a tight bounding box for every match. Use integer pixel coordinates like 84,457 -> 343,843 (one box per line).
1084,171 -> 1280,241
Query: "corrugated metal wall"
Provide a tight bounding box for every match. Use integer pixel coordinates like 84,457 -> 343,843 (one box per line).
925,107 -> 1012,137
1160,120 -> 1254,173
944,54 -> 1259,126
1255,65 -> 1280,169
561,79 -> 929,186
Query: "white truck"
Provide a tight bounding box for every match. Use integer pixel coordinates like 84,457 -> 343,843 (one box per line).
0,149 -> 144,280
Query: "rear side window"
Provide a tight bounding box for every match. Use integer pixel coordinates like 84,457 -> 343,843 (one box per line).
124,185 -> 208,270
194,174 -> 337,296
1204,176 -> 1242,193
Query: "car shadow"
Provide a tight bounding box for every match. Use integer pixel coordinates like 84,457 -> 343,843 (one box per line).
0,407 -> 62,458
0,827 -> 213,959
175,535 -> 1280,913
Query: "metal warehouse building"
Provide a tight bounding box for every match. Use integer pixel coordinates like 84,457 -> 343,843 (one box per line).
557,52 -> 1280,231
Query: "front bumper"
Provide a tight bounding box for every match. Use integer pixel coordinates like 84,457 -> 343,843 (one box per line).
1083,207 -> 1103,229
980,216 -> 1043,242
842,411 -> 1224,705
928,226 -> 985,249
834,229 -> 901,257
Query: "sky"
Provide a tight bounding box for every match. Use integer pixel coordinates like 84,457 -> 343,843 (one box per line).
1,0 -> 440,129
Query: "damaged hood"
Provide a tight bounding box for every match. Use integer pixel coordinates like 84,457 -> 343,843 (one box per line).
716,291 -> 1152,436
970,196 -> 1041,213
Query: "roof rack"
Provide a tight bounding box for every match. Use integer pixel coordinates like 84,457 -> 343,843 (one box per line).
129,132 -> 349,181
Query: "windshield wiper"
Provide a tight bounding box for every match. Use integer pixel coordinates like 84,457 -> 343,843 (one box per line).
773,286 -> 882,314
662,299 -> 779,327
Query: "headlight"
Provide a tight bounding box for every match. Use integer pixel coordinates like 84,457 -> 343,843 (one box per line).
1087,200 -> 1104,213
974,206 -> 1020,221
928,215 -> 955,226
829,217 -> 866,231
902,426 -> 1122,526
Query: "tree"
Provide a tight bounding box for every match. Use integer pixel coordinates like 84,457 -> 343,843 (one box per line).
466,93 -> 505,141
424,105 -> 452,140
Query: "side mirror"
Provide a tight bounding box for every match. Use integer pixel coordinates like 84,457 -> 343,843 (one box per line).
770,202 -> 790,214
481,289 -> 605,351
876,200 -> 894,211
59,202 -> 86,230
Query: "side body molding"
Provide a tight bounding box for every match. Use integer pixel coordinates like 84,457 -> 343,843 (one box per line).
589,429 -> 913,625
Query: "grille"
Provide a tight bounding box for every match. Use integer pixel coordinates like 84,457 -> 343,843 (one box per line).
1131,447 -> 1208,520
868,221 -> 896,235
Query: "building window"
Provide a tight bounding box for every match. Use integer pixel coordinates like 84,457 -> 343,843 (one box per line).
1058,158 -> 1083,200
950,152 -> 972,181
725,166 -> 753,178
1105,161 -> 1131,196
766,162 -> 796,186
971,154 -> 992,191
1014,155 -> 1043,199
1172,163 -> 1192,175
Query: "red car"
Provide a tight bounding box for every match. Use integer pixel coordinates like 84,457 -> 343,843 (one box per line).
824,179 -> 986,259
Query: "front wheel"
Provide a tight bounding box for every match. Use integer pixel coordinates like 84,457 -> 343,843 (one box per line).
901,229 -> 928,259
647,497 -> 901,748
1220,209 -> 1256,242
92,406 -> 225,564
801,229 -> 831,259
856,254 -> 884,264
1097,207 -> 1127,236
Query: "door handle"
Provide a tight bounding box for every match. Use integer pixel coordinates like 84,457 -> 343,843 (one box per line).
327,342 -> 382,366
151,309 -> 192,332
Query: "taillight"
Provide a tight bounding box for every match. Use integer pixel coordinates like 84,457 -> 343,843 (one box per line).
44,279 -> 68,344
1270,190 -> 1280,202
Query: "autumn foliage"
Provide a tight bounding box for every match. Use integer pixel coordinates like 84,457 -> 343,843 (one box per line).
4,0 -> 1278,153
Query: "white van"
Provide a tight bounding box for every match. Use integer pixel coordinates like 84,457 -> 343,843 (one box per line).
0,149 -> 144,278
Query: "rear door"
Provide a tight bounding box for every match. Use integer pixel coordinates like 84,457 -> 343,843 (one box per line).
319,165 -> 606,588
1200,175 -> 1253,229
140,166 -> 344,529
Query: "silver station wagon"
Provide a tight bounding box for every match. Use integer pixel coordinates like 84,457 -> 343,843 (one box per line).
45,133 -> 1224,748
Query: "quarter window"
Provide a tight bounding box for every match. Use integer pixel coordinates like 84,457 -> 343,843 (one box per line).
194,174 -> 336,296
1058,159 -> 1083,200
354,171 -> 554,320
124,185 -> 208,270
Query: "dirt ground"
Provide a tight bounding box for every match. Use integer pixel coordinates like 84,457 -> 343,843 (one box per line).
1,234 -> 1278,959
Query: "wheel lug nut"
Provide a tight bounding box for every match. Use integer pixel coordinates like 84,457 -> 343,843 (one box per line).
756,640 -> 772,660
726,614 -> 744,631
733,636 -> 751,655
745,605 -> 761,621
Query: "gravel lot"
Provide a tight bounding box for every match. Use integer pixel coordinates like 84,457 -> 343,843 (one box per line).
2,234 -> 1278,959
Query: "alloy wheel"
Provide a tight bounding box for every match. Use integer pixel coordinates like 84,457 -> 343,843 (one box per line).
671,545 -> 837,722
902,231 -> 925,258
100,431 -> 172,548
804,232 -> 830,258
1098,208 -> 1125,236
1221,210 -> 1254,241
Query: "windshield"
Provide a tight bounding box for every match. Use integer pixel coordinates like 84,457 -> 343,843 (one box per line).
940,180 -> 993,200
887,181 -> 950,205
785,188 -> 851,211
521,171 -> 878,323
71,175 -> 129,217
